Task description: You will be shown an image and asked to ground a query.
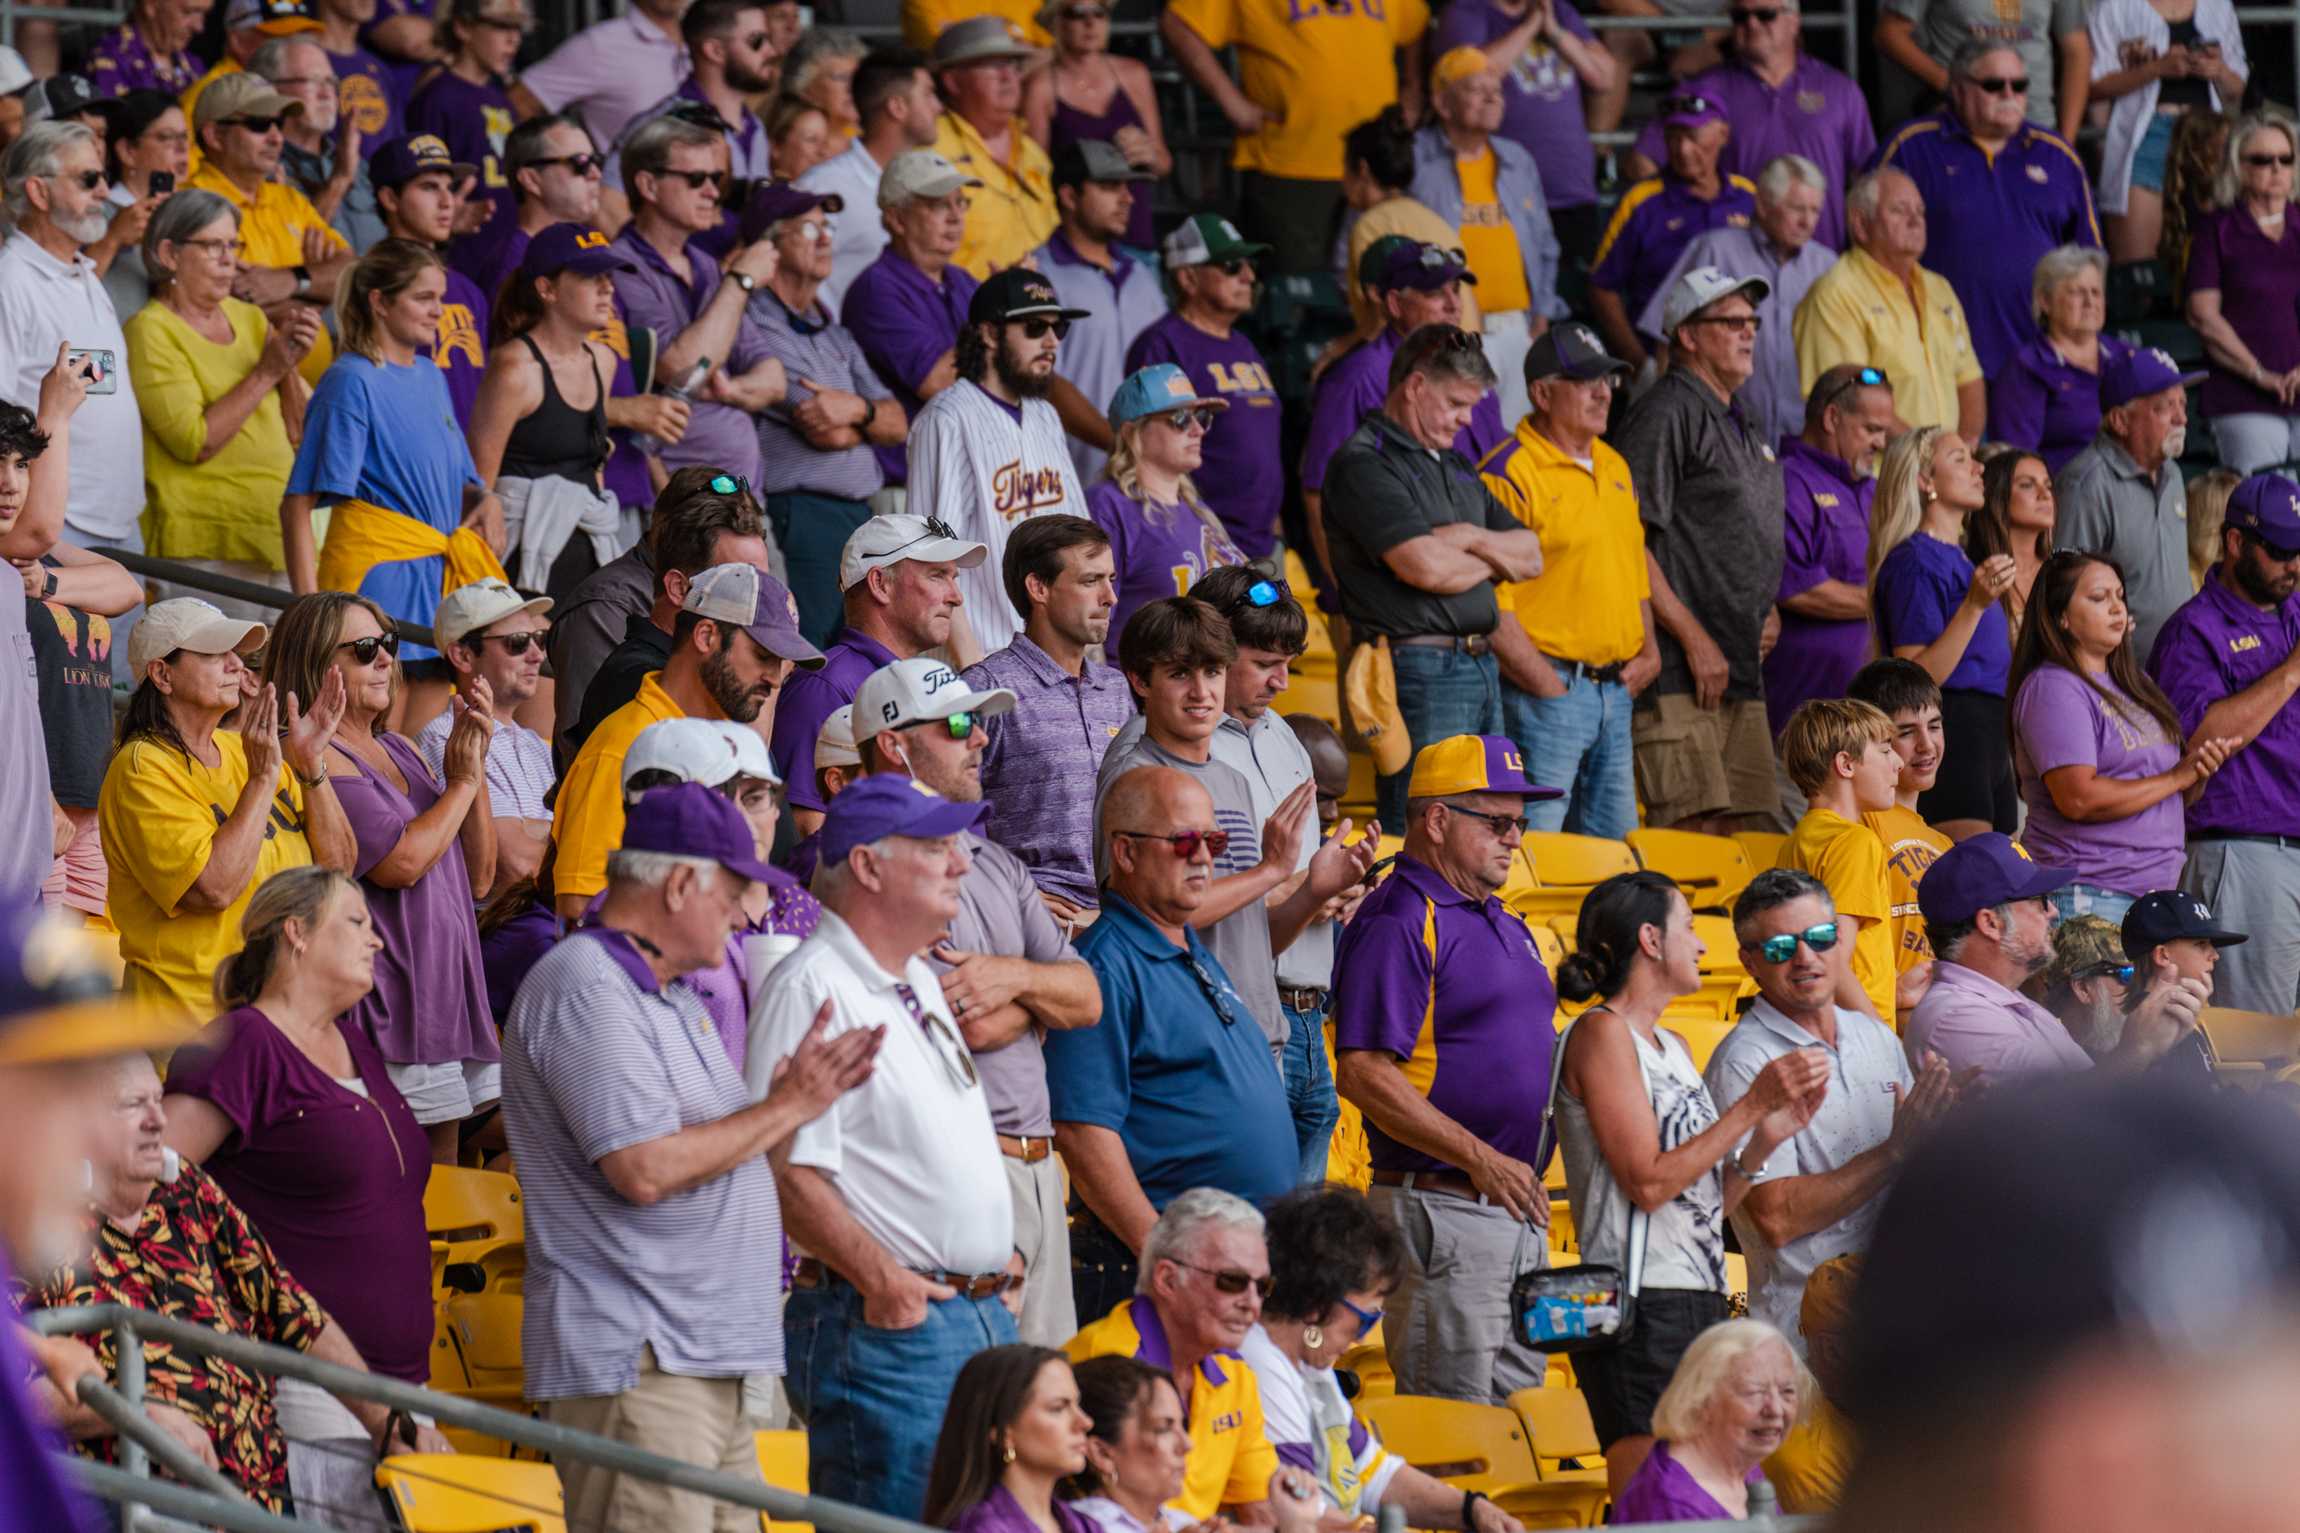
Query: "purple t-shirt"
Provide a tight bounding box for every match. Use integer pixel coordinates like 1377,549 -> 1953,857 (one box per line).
1614,1442 -> 1763,1523
1627,54 -> 1874,251
2012,664 -> 2184,895
2186,205 -> 2300,420
1591,175 -> 1757,325
165,1006 -> 434,1383
607,225 -> 772,488
1300,329 -> 1506,492
1126,311 -> 1285,559
1087,480 -> 1248,652
1766,437 -> 1875,735
482,897 -> 563,1028
429,266 -> 490,431
85,23 -> 202,96
1433,0 -> 1599,209
1987,333 -> 2135,476
1875,533 -> 2011,695
2150,570 -> 2300,838
767,626 -> 901,812
407,70 -> 520,253
331,733 -> 499,1069
327,44 -> 405,153
843,249 -> 980,487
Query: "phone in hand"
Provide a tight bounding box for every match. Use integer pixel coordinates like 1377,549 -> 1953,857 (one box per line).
149,170 -> 174,196
66,349 -> 117,395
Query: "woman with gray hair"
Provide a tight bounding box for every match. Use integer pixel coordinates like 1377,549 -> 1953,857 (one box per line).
1613,1319 -> 1810,1521
1987,244 -> 2134,474
783,27 -> 867,150
122,187 -> 322,618
2185,108 -> 2300,473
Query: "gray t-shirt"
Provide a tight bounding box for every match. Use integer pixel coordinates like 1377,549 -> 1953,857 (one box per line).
1210,710 -> 1332,992
1882,0 -> 2085,126
937,831 -> 1083,1137
1095,723 -> 1288,1055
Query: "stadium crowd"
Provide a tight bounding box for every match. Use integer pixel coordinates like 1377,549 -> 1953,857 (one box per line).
5,0 -> 2300,1527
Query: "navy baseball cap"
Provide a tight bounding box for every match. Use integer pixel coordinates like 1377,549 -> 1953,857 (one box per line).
621,782 -> 776,883
1361,236 -> 1474,294
1525,321 -> 1628,383
371,133 -> 475,191
737,181 -> 845,246
2224,472 -> 2300,551
2100,345 -> 2206,410
819,774 -> 988,863
1915,832 -> 2072,925
2121,890 -> 2247,956
519,221 -> 635,281
969,267 -> 1090,327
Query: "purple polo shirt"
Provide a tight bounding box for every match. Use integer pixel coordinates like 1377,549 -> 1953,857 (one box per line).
428,266 -> 490,430
1330,853 -> 1557,1175
767,626 -> 899,812
1087,479 -> 1247,651
1875,532 -> 2010,696
2185,206 -> 2300,420
1300,329 -> 1506,493
607,223 -> 770,487
407,70 -> 520,253
1590,173 -> 1757,325
1766,437 -> 1876,735
1126,311 -> 1285,559
842,248 -> 980,487
963,634 -> 1135,909
2148,569 -> 2300,838
1628,54 -> 1874,251
85,23 -> 201,96
1872,112 -> 2099,377
1433,0 -> 1600,210
328,43 -> 405,152
1988,333 -> 2135,475
1615,1444 -> 1763,1524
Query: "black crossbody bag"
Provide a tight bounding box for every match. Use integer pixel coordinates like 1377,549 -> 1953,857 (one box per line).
1511,1011 -> 1650,1355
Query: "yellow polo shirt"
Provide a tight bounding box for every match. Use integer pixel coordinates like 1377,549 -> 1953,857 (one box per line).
934,112 -> 1056,279
902,0 -> 1048,49
1778,808 -> 1896,1026
1792,245 -> 1980,435
552,671 -> 693,901
188,160 -> 345,386
1169,0 -> 1429,182
1066,1297 -> 1280,1520
1863,804 -> 1950,975
1478,420 -> 1649,666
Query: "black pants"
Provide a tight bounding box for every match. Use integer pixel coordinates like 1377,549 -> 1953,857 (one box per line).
1238,172 -> 1346,277
1551,202 -> 1605,313
1069,1205 -> 1140,1325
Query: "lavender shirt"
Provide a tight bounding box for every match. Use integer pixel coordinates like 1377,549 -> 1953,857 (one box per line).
1987,334 -> 2135,475
2012,665 -> 2184,895
1300,329 -> 1505,492
1126,311 -> 1286,559
964,635 -> 1135,909
1087,480 -> 1248,651
1613,1443 -> 1764,1523
937,831 -> 1083,1136
768,626 -> 901,811
608,225 -> 772,488
1766,437 -> 1875,735
746,288 -> 891,502
842,248 -> 979,486
331,734 -> 500,1069
1433,0 -> 1600,209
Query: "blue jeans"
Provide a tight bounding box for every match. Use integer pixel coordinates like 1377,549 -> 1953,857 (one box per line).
2050,882 -> 2136,927
1281,1001 -> 1339,1184
1377,646 -> 1504,832
768,491 -> 876,648
1504,671 -> 1638,839
783,1277 -> 1019,1519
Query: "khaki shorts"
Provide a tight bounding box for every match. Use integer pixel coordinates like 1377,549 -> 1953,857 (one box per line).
1632,692 -> 1777,827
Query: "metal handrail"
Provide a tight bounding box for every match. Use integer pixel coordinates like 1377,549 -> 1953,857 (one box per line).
67,1459 -> 337,1533
31,1302 -> 938,1533
89,546 -> 439,649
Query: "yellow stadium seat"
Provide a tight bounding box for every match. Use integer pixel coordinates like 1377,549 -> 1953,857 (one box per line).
1626,828 -> 1756,911
426,1167 -> 524,1295
440,1293 -> 525,1408
1338,1329 -> 1393,1402
1508,835 -> 1636,925
1282,673 -> 1343,732
1732,830 -> 1789,869
1666,1018 -> 1736,1072
1361,1396 -> 1606,1527
2199,1007 -> 2300,1065
1528,924 -> 1566,975
1506,1386 -> 1609,1493
376,1455 -> 566,1533
1725,1252 -> 1749,1308
756,1428 -> 811,1533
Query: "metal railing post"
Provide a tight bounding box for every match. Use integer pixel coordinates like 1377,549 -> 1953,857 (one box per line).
112,1312 -> 149,1533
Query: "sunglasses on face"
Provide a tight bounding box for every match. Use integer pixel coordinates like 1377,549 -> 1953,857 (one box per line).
336,633 -> 401,665
658,168 -> 726,191
2246,152 -> 2297,167
1015,316 -> 1071,341
53,168 -> 105,190
919,709 -> 978,739
1337,1293 -> 1384,1334
2083,963 -> 2137,985
1213,257 -> 1256,278
1114,827 -> 1231,860
1448,804 -> 1529,836
1970,76 -> 2030,95
1172,1258 -> 1274,1297
1750,922 -> 1841,964
229,115 -> 285,134
1691,312 -> 1763,333
741,29 -> 769,47
2245,530 -> 2300,562
479,630 -> 545,655
1158,407 -> 1217,432
532,152 -> 604,176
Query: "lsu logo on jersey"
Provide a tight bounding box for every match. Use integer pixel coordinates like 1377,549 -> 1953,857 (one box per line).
434,304 -> 485,371
2231,634 -> 2264,655
1206,360 -> 1277,405
1284,0 -> 1388,18
338,71 -> 392,136
993,461 -> 1069,519
1207,1410 -> 1244,1435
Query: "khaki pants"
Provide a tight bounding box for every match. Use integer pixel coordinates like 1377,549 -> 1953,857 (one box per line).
547,1345 -> 765,1533
1372,1183 -> 1550,1405
1005,1150 -> 1076,1345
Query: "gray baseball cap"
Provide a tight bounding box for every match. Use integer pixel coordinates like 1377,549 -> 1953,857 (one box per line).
1053,138 -> 1153,188
879,148 -> 983,209
1660,265 -> 1770,338
932,14 -> 1039,70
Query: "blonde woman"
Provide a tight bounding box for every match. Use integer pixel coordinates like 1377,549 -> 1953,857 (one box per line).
1084,365 -> 1246,647
2186,108 -> 2300,473
2187,467 -> 2240,587
1869,427 -> 2019,838
1614,1320 -> 1812,1521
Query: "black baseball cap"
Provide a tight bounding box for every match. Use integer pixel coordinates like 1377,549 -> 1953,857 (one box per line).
967,267 -> 1090,327
1525,321 -> 1628,384
2120,889 -> 2247,958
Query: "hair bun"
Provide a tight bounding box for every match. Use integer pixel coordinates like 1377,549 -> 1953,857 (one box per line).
1555,951 -> 1604,1004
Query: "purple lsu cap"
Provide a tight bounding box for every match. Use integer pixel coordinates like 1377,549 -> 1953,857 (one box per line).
738,181 -> 845,246
819,773 -> 989,864
2223,472 -> 2300,550
1404,734 -> 1563,800
621,781 -> 776,883
2100,345 -> 2206,410
521,221 -> 636,281
1915,832 -> 2072,925
1662,91 -> 1728,131
1371,238 -> 1473,294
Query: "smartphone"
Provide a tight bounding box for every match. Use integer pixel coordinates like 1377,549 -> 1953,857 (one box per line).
66,348 -> 117,395
149,170 -> 174,196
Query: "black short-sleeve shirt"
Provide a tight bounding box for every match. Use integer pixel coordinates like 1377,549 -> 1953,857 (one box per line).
1322,412 -> 1519,640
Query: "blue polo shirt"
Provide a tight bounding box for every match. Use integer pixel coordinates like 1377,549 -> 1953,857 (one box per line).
2148,569 -> 2300,838
1872,112 -> 2100,377
1589,173 -> 1757,325
1049,892 -> 1295,1210
1331,854 -> 1557,1177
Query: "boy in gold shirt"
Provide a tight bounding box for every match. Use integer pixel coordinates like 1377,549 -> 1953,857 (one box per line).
1777,698 -> 1900,1024
1849,658 -> 1953,1016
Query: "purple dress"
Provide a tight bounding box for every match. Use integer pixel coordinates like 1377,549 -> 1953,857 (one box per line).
1049,80 -> 1155,251
331,733 -> 500,1073
1613,1442 -> 1765,1523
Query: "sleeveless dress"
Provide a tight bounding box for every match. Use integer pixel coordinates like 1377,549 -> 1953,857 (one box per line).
1049,69 -> 1155,251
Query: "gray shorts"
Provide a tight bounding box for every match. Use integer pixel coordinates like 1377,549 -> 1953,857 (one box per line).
385,1059 -> 502,1125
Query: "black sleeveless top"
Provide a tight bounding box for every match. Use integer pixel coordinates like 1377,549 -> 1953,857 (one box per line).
501,333 -> 611,485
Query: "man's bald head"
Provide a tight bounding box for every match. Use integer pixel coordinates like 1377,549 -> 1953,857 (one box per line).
1102,766 -> 1218,924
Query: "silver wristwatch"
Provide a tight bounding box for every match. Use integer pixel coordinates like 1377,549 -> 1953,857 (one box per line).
1734,1147 -> 1775,1183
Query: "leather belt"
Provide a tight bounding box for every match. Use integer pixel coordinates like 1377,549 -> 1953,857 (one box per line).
1278,985 -> 1329,1013
791,1256 -> 1015,1300
2191,832 -> 2300,850
998,1134 -> 1053,1163
1394,632 -> 1493,655
1544,654 -> 1626,685
1370,1168 -> 1487,1203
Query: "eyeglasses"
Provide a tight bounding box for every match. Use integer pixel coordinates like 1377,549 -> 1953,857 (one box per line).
1445,804 -> 1529,837
1185,952 -> 1246,1028
176,235 -> 245,260
227,115 -> 285,134
1337,1294 -> 1384,1335
1170,1259 -> 1273,1298
2082,963 -> 2137,985
875,513 -> 963,564
531,152 -> 604,176
741,28 -> 770,46
1016,317 -> 1071,341
1968,76 -> 2030,95
336,633 -> 401,665
1815,364 -> 1889,417
657,168 -> 726,191
1158,407 -> 1217,432
1748,922 -> 1841,964
893,982 -> 980,1092
1687,312 -> 1763,333
1113,827 -> 1231,860
478,631 -> 545,655
2245,152 -> 2297,167
708,473 -> 752,497
1729,5 -> 1782,20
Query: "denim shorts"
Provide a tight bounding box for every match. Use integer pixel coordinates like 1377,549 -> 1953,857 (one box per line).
2132,111 -> 2178,194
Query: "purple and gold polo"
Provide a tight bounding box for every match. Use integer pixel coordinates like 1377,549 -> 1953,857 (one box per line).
2148,569 -> 2300,839
1765,436 -> 1876,736
1331,852 -> 1557,1176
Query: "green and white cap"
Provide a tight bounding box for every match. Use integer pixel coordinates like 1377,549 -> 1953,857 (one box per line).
1161,213 -> 1271,270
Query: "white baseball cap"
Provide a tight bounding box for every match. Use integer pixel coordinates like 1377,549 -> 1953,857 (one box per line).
434,577 -> 551,653
838,513 -> 988,591
1659,265 -> 1770,339
621,717 -> 741,797
852,657 -> 1016,744
878,148 -> 983,209
0,47 -> 32,97
128,598 -> 266,676
714,721 -> 781,786
815,705 -> 862,771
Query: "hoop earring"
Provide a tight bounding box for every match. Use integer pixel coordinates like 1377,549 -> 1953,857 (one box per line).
1303,1324 -> 1323,1351
1003,1441 -> 1016,1465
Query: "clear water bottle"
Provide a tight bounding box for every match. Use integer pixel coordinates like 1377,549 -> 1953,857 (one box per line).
630,356 -> 711,456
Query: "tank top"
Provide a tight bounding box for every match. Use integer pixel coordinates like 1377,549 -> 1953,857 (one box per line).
2158,15 -> 2213,110
500,333 -> 610,485
1049,66 -> 1155,251
1556,1015 -> 1727,1294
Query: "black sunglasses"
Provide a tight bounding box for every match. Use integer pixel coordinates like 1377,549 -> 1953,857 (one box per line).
478,631 -> 545,655
55,168 -> 105,190
741,28 -> 769,46
2245,152 -> 2297,167
1016,317 -> 1071,341
228,115 -> 285,134
1214,257 -> 1256,277
1183,952 -> 1244,1028
337,633 -> 401,665
1970,76 -> 2030,95
531,152 -> 603,176
1447,804 -> 1529,836
1158,407 -> 1217,432
658,168 -> 726,190
1172,1258 -> 1273,1298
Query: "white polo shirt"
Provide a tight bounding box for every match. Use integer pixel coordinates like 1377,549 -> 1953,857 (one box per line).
798,139 -> 889,322
0,233 -> 143,542
745,908 -> 1014,1276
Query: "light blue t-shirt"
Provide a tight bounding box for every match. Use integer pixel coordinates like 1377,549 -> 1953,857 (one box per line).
287,352 -> 480,659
